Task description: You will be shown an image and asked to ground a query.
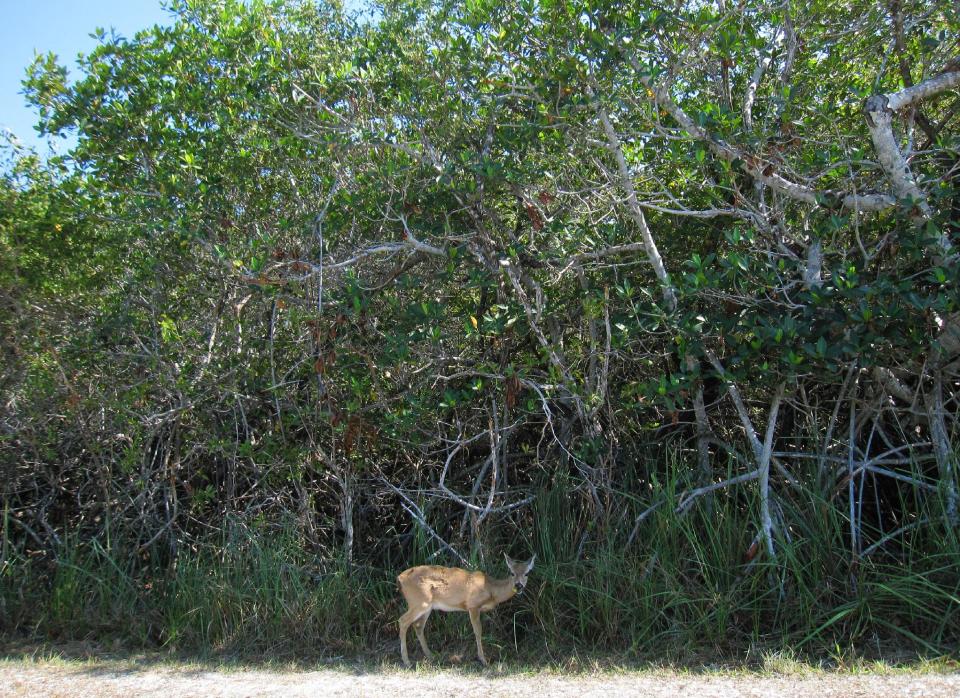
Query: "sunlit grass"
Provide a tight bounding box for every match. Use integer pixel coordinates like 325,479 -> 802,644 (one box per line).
2,454 -> 958,665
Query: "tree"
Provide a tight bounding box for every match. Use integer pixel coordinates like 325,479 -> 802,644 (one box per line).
2,0 -> 959,652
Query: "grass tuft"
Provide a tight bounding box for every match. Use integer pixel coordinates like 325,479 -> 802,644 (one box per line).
2,454 -> 958,663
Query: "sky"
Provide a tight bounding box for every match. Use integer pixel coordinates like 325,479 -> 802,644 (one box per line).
0,0 -> 174,155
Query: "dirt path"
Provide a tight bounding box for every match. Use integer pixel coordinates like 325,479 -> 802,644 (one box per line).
2,660 -> 959,698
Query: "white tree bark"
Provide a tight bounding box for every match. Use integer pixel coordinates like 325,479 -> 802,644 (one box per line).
884,70 -> 960,112
759,382 -> 786,560
706,351 -> 785,560
863,95 -> 933,222
591,87 -> 678,312
925,370 -> 959,527
803,239 -> 823,289
864,69 -> 960,242
628,60 -> 897,213
685,354 -> 714,480
743,28 -> 782,132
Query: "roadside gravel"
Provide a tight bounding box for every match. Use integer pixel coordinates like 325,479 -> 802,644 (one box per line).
3,659 -> 959,697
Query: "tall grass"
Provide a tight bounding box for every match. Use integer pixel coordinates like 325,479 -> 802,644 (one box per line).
0,520 -> 398,655
2,455 -> 958,662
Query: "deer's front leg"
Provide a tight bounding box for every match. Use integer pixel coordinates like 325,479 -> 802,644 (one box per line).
468,608 -> 488,666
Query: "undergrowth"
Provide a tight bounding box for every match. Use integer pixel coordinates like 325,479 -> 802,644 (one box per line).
2,456 -> 958,662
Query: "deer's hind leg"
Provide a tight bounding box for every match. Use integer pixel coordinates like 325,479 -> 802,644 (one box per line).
413,610 -> 433,660
398,603 -> 430,667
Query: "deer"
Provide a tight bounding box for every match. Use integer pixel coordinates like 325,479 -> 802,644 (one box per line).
396,553 -> 535,667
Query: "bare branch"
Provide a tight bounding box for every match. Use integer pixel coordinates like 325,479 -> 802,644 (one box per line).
744,28 -> 782,131
624,54 -> 897,212
863,96 -> 934,223
864,68 -> 960,238
759,382 -> 786,560
705,351 -> 763,462
382,479 -> 468,565
589,80 -> 677,311
861,517 -> 929,557
677,469 -> 761,514
883,69 -> 960,112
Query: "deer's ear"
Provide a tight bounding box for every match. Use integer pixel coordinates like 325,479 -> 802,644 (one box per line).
504,552 -> 516,571
525,555 -> 536,573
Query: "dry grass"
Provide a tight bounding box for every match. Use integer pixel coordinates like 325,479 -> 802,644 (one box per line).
2,649 -> 960,698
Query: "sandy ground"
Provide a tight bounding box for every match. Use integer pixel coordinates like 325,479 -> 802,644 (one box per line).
2,659 -> 960,698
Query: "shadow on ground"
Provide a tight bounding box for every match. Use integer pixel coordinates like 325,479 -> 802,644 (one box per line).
2,637 -> 958,679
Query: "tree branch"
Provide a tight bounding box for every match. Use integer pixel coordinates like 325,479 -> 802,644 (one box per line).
590,80 -> 678,312
624,54 -> 896,212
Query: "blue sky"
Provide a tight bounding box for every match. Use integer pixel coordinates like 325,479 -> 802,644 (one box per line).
1,0 -> 174,154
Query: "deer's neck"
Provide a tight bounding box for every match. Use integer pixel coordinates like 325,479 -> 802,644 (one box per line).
488,575 -> 517,603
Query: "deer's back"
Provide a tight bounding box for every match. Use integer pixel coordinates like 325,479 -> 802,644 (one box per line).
398,564 -> 488,610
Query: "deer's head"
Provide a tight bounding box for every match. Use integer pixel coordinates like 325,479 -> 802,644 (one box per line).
504,553 -> 536,594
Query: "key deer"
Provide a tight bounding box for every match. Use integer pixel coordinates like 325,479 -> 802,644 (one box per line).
396,553 -> 535,667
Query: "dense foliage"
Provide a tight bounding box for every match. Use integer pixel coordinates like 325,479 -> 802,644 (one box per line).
2,0 -> 959,659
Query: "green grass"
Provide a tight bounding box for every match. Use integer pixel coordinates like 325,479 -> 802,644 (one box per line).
1,642 -> 958,678
2,456 -> 958,664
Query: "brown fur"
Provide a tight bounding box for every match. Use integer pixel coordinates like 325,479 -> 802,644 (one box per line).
396,554 -> 534,666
